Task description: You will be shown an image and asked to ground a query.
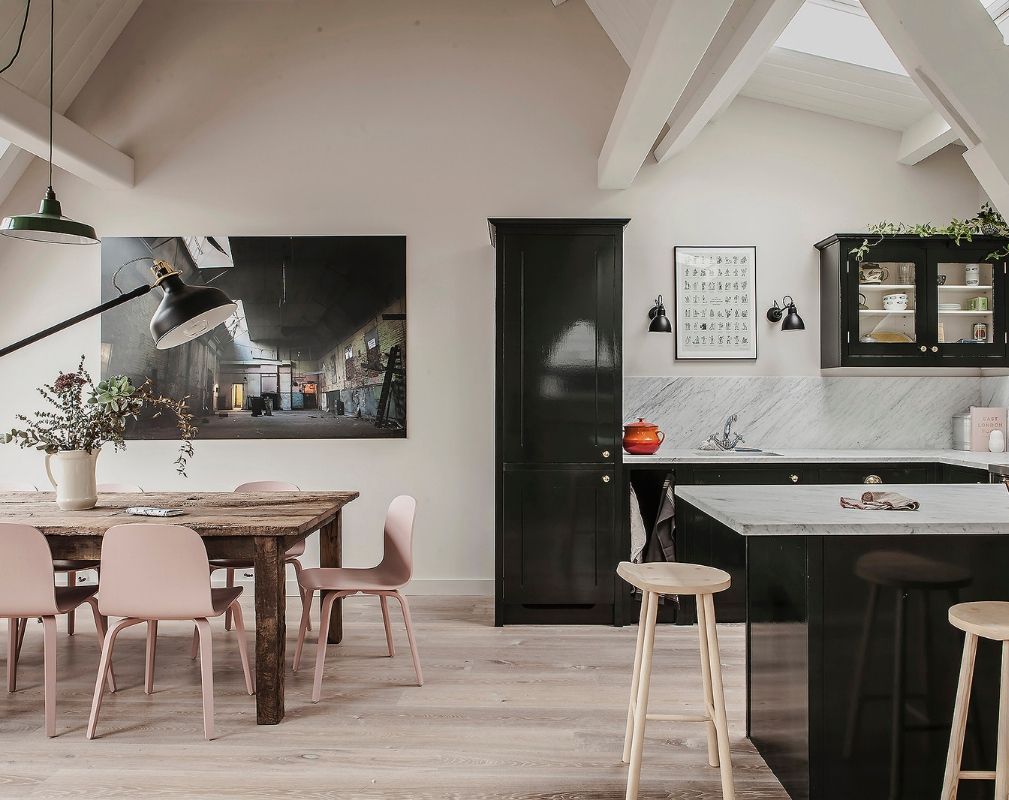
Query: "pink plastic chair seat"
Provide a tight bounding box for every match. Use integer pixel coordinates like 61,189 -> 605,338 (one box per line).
210,587 -> 244,615
299,567 -> 402,593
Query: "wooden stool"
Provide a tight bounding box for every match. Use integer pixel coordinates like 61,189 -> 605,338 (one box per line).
942,601 -> 1009,798
617,561 -> 734,800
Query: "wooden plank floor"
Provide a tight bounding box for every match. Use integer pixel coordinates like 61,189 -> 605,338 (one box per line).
1,597 -> 788,799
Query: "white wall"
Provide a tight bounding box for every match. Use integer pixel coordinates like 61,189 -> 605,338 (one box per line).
0,0 -> 983,591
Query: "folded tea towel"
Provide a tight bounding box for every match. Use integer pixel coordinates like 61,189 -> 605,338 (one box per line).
840,491 -> 920,511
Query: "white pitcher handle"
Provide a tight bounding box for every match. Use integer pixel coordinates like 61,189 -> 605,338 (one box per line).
44,452 -> 58,489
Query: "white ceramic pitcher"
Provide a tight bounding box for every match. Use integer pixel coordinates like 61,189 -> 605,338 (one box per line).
45,449 -> 99,510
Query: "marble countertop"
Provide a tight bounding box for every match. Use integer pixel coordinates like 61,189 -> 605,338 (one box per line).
625,449 -> 1009,470
674,483 -> 1009,536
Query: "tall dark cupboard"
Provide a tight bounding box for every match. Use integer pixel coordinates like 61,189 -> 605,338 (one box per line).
490,219 -> 627,625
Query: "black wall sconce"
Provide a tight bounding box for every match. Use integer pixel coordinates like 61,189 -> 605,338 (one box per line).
648,295 -> 672,333
766,295 -> 805,331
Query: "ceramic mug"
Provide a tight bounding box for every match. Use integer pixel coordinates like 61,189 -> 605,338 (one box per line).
859,265 -> 889,284
883,293 -> 908,311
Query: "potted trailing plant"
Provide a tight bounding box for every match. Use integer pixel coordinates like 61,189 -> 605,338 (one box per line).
851,202 -> 1009,262
1,356 -> 197,509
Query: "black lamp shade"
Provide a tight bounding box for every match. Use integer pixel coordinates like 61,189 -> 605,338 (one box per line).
782,303 -> 805,331
0,189 -> 98,245
648,296 -> 673,333
150,269 -> 237,349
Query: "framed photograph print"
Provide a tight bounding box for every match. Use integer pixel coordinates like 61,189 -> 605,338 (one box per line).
674,246 -> 757,360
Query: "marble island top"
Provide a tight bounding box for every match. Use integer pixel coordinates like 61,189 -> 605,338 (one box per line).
625,448 -> 1009,470
675,483 -> 1009,536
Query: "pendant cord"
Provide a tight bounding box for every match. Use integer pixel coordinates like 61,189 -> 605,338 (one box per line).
48,0 -> 53,190
0,0 -> 30,74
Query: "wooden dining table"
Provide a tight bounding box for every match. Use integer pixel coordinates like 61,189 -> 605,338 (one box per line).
0,490 -> 358,724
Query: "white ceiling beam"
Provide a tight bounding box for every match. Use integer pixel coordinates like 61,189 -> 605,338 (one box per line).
597,0 -> 734,190
0,78 -> 133,189
652,0 -> 804,163
897,110 -> 959,166
861,0 -> 1009,211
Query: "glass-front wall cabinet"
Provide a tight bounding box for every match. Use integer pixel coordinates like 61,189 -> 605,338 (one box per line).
816,235 -> 1009,367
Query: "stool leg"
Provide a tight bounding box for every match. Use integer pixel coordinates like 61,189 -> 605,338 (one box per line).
696,591 -> 719,768
622,591 -> 649,764
844,582 -> 878,758
996,641 -> 1009,799
889,589 -> 908,800
66,572 -> 76,636
702,592 -> 735,800
625,590 -> 658,800
942,631 -> 977,800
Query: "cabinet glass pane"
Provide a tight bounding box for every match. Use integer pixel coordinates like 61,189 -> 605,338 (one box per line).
936,261 -> 995,345
856,261 -> 917,345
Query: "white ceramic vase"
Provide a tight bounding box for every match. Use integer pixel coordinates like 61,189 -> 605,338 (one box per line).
990,430 -> 1006,454
45,449 -> 99,510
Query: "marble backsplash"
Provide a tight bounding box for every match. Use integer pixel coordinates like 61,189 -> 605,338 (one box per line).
625,376 -> 981,450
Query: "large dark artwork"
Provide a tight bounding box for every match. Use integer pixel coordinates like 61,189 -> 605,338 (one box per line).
101,236 -> 406,439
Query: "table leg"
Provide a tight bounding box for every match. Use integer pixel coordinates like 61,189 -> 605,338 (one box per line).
320,513 -> 343,644
254,536 -> 286,724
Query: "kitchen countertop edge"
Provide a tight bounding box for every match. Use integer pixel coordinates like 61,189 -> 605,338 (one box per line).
624,449 -> 1009,470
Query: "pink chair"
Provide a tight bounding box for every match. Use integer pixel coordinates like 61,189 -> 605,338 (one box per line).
86,524 -> 254,741
0,523 -> 112,737
208,481 -> 311,632
293,495 -> 421,702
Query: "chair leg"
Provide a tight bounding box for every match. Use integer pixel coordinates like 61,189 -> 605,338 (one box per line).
293,588 -> 315,673
191,625 -> 199,660
380,595 -> 395,657
228,601 -> 255,695
86,598 -> 116,693
702,593 -> 735,800
225,569 -> 235,631
844,582 -> 878,758
996,641 -> 1009,799
194,618 -> 215,741
290,559 -> 311,632
625,590 -> 658,800
942,631 -> 977,800
87,618 -> 143,740
622,592 -> 649,764
41,616 -> 57,737
313,592 -> 340,703
6,618 -> 16,693
392,592 -> 422,686
15,617 -> 26,662
889,589 -> 908,800
65,572 -> 76,636
696,591 -> 719,769
145,620 -> 158,695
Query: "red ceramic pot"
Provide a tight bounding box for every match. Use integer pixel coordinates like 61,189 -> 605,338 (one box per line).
622,418 -> 665,455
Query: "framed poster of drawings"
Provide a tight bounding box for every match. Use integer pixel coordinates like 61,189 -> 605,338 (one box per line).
674,246 -> 757,360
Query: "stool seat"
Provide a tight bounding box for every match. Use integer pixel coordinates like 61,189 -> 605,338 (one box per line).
949,601 -> 1009,640
617,561 -> 730,596
855,550 -> 972,590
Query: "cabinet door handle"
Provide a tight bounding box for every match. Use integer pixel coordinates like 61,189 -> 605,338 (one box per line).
931,346 -> 938,353
789,474 -> 799,483
602,450 -> 611,458
602,475 -> 611,483
919,345 -> 927,352
863,474 -> 883,485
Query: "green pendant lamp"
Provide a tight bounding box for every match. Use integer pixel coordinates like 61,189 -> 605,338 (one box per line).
0,0 -> 98,245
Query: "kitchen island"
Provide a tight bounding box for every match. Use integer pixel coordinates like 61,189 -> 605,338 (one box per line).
674,483 -> 1009,800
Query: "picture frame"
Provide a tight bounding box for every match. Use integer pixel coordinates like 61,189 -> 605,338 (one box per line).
674,245 -> 757,360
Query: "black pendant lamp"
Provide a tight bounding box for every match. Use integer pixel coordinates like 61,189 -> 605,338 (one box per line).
0,0 -> 98,245
648,295 -> 672,333
149,261 -> 238,349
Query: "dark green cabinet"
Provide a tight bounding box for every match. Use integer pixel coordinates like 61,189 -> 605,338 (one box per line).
816,234 -> 1009,368
492,219 -> 627,625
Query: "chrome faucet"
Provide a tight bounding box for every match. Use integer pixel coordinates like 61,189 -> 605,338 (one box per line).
701,413 -> 745,451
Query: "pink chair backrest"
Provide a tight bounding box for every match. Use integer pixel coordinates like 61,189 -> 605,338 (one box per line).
234,481 -> 299,492
97,483 -> 144,493
378,495 -> 417,588
99,524 -> 217,619
0,482 -> 38,492
0,523 -> 58,615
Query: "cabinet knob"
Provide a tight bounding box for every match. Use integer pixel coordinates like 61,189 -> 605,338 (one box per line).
919,345 -> 927,352
863,474 -> 883,485
931,346 -> 938,353
602,475 -> 611,483
602,450 -> 611,458
789,474 -> 799,483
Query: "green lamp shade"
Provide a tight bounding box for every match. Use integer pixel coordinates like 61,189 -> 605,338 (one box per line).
0,188 -> 98,245
150,269 -> 237,349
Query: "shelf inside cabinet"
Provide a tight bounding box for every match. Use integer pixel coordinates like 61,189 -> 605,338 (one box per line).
938,285 -> 993,290
938,310 -> 993,315
859,309 -> 914,315
858,284 -> 914,290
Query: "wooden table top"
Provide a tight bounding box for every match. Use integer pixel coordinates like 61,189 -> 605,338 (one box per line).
0,491 -> 359,537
